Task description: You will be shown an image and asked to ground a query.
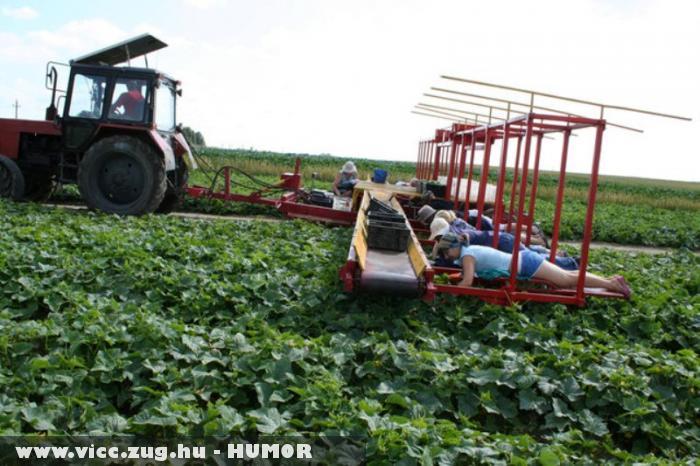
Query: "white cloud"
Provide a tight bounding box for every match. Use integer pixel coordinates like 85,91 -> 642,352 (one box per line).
169,0 -> 697,181
2,6 -> 38,20
0,19 -> 130,65
0,18 -> 148,118
28,19 -> 128,56
181,0 -> 224,9
1,1 -> 698,181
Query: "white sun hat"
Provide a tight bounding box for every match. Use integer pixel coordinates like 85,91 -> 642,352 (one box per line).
342,161 -> 357,173
429,217 -> 451,240
435,210 -> 456,224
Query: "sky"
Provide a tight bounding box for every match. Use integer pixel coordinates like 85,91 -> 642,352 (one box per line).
0,0 -> 698,181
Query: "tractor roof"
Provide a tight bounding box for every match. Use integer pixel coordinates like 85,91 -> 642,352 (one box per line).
71,33 -> 167,66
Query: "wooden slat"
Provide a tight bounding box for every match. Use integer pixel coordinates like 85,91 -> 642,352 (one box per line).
388,195 -> 431,278
352,191 -> 370,271
354,180 -> 421,198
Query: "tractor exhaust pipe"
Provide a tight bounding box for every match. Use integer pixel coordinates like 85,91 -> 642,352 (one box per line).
45,66 -> 58,121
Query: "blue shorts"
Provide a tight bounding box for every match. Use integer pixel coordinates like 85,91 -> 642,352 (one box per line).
518,250 -> 545,280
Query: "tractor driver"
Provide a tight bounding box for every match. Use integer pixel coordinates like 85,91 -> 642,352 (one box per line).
110,80 -> 145,120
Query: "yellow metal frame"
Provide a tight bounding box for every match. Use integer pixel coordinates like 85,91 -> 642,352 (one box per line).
388,195 -> 430,278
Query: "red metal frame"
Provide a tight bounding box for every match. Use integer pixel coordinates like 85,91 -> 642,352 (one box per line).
180,112 -> 622,307
185,158 -> 357,226
414,112 -> 625,306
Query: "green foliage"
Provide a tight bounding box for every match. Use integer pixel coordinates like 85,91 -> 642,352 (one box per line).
45,147 -> 700,248
195,148 -> 700,248
534,199 -> 700,249
181,126 -> 206,147
0,199 -> 698,463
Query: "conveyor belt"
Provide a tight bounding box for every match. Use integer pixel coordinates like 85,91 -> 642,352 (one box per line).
360,249 -> 421,296
339,190 -> 433,298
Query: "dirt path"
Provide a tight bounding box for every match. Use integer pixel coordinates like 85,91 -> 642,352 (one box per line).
41,203 -> 696,255
172,211 -> 283,223
43,203 -> 284,223
558,241 -> 693,256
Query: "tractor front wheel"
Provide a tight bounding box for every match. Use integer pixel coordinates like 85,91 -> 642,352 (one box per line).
0,155 -> 26,200
78,136 -> 166,215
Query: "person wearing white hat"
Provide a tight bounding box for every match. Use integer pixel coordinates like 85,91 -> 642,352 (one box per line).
428,217 -> 451,260
333,161 -> 359,197
429,217 -> 451,241
434,233 -> 631,298
429,215 -> 579,271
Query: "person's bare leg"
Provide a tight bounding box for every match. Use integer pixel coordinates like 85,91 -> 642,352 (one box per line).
532,261 -> 573,287
533,261 -> 621,292
566,269 -> 621,291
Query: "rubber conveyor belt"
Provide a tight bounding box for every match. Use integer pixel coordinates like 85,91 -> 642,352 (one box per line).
341,189 -> 432,298
360,249 -> 421,296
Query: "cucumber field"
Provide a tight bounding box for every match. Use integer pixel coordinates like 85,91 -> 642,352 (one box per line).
1,149 -> 698,464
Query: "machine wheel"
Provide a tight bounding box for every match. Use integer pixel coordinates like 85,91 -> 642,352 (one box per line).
156,162 -> 189,214
78,135 -> 166,215
22,172 -> 55,202
0,155 -> 26,200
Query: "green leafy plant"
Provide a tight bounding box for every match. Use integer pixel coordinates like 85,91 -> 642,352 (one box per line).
0,199 -> 698,463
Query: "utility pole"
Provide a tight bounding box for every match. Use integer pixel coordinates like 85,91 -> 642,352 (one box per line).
13,99 -> 20,119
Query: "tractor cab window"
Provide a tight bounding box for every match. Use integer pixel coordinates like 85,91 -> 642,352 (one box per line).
155,80 -> 175,131
109,78 -> 148,122
68,73 -> 107,119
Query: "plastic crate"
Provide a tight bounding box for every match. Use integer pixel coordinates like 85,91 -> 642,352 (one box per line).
372,169 -> 388,183
309,192 -> 333,208
366,219 -> 410,252
426,182 -> 446,198
367,210 -> 405,224
368,197 -> 398,214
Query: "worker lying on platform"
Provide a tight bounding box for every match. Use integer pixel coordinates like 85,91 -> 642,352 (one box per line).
417,203 -> 516,233
333,161 -> 359,197
434,232 -> 631,298
428,218 -> 579,270
415,193 -> 547,235
418,205 -> 546,247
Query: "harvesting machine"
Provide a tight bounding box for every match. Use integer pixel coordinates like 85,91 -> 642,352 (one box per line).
1,36 -> 692,306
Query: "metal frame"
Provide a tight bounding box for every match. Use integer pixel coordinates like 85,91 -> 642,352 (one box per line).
185,158 -> 357,225
414,112 -> 621,306
411,76 -> 691,306
177,75 -> 692,307
339,190 -> 436,301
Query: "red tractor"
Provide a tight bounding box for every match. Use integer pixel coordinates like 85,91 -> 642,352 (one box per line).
0,34 -> 194,215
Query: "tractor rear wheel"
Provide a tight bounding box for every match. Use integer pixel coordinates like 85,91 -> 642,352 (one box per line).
0,155 -> 26,200
78,136 -> 166,215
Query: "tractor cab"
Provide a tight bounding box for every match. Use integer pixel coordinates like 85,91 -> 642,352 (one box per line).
50,34 -> 178,150
60,64 -> 178,151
